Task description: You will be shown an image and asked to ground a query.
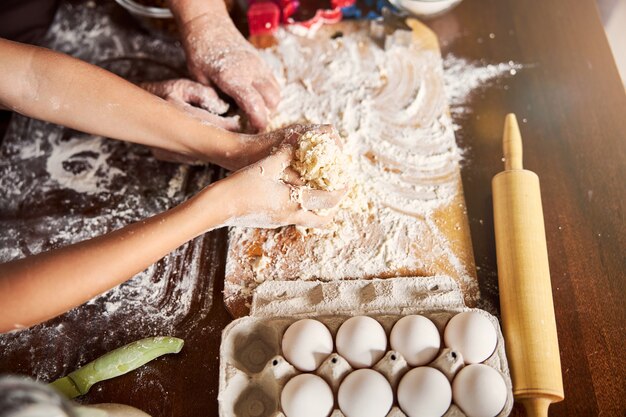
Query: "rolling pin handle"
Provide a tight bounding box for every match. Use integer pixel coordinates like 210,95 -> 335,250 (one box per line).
522,397 -> 553,417
503,113 -> 524,171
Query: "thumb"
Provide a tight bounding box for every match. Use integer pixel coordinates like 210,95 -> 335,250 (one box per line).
262,145 -> 295,176
294,209 -> 335,228
300,188 -> 346,212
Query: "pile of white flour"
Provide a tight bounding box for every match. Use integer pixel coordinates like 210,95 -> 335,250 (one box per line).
226,27 -> 522,303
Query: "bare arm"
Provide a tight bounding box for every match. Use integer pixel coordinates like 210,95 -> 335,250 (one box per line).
0,184 -> 227,333
168,0 -> 280,131
0,144 -> 344,333
0,38 -> 249,168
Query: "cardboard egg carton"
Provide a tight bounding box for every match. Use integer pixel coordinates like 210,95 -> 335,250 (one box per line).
218,276 -> 513,417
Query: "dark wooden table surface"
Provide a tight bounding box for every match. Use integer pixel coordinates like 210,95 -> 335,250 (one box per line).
1,0 -> 625,416
437,0 -> 626,415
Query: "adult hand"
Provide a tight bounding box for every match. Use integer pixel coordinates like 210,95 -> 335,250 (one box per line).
210,145 -> 346,229
178,12 -> 280,131
140,78 -> 240,131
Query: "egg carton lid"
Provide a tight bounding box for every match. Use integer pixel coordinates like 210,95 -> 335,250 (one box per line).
250,275 -> 466,318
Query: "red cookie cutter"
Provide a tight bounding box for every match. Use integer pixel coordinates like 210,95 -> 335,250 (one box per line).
247,1 -> 281,36
286,7 -> 344,36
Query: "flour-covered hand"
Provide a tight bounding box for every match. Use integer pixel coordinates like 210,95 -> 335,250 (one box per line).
140,78 -> 240,131
212,145 -> 345,229
218,124 -> 340,171
178,12 -> 280,131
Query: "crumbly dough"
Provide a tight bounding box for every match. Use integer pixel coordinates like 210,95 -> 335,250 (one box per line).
292,131 -> 349,191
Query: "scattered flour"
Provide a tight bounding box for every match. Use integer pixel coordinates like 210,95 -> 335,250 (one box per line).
166,165 -> 190,199
46,136 -> 126,195
0,2 -> 214,382
226,27 -> 523,306
442,55 -> 523,119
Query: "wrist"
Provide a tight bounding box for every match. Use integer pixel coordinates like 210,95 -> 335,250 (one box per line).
161,108 -> 238,166
187,124 -> 243,169
184,181 -> 234,235
168,0 -> 228,27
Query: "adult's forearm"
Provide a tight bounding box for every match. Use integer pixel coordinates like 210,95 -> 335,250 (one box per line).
0,185 -> 227,333
168,0 -> 229,26
0,38 -> 235,162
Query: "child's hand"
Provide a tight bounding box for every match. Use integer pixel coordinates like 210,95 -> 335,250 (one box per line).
210,145 -> 346,229
219,124 -> 340,171
179,12 -> 280,131
140,78 -> 242,165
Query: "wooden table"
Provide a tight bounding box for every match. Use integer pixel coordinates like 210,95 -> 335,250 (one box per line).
434,0 -> 626,415
1,0 -> 624,416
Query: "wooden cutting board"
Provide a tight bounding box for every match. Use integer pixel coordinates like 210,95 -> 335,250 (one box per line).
224,19 -> 477,318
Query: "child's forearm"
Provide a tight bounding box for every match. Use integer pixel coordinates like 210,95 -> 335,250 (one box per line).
0,127 -> 344,333
0,38 -> 237,162
0,184 -> 228,333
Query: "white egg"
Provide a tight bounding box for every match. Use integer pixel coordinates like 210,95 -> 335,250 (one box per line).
338,369 -> 393,417
397,367 -> 452,417
336,316 -> 387,368
390,315 -> 441,366
281,374 -> 334,417
282,319 -> 334,371
443,311 -> 497,364
452,364 -> 507,417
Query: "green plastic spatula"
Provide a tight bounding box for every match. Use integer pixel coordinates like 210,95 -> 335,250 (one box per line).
49,336 -> 184,398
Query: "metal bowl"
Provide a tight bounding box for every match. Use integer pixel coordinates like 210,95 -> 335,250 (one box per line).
114,0 -> 177,38
115,0 -> 173,18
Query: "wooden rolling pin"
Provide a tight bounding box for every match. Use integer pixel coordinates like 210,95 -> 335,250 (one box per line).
492,114 -> 565,417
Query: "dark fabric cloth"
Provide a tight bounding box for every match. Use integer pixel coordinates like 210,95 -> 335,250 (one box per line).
0,0 -> 59,44
0,111 -> 11,147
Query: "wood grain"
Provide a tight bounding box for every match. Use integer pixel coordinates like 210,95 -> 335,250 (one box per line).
433,1 -> 626,415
